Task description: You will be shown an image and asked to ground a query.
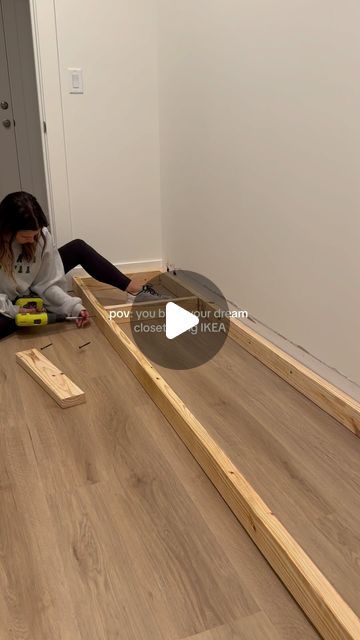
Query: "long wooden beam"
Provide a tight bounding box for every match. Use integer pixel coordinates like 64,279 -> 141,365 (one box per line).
74,275 -> 360,640
159,272 -> 360,438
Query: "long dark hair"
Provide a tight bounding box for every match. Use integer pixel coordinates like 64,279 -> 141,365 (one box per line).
0,191 -> 48,275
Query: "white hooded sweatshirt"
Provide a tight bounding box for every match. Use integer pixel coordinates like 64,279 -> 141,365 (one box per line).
0,227 -> 84,319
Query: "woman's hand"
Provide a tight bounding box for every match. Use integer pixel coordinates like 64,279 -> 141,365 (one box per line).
76,309 -> 91,328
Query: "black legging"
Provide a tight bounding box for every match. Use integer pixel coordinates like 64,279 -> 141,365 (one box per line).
0,239 -> 131,339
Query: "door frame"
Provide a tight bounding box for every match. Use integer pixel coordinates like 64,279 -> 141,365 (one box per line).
28,0 -> 72,246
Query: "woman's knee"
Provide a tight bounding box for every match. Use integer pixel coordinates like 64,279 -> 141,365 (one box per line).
72,238 -> 88,251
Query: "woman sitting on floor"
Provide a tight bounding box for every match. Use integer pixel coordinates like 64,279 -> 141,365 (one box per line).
0,191 -> 164,340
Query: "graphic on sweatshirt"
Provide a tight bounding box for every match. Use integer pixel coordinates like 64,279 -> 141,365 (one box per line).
14,252 -> 36,275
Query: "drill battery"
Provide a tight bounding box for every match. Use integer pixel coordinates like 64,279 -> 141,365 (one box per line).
15,298 -> 49,327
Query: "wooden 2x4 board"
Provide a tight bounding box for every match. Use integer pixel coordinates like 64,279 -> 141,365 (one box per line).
74,272 -> 360,640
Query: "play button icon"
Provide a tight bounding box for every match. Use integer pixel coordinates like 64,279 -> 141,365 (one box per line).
129,270 -> 231,370
165,302 -> 199,340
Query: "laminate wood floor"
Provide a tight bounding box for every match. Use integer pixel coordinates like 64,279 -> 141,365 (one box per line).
121,322 -> 360,619
0,322 -> 319,640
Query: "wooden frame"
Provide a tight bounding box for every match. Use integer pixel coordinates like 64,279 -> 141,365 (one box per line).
74,274 -> 360,640
82,271 -> 161,291
16,348 -> 85,408
159,272 -> 360,438
104,296 -> 199,325
104,295 -> 199,314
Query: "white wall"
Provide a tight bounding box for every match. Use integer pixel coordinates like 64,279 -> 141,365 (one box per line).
157,0 -> 360,385
33,0 -> 162,267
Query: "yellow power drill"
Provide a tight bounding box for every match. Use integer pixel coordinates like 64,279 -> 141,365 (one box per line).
15,297 -> 75,327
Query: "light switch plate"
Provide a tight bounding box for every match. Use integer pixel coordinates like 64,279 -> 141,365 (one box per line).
68,68 -> 84,94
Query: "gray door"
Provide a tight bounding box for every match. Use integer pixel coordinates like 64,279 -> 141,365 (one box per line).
0,3 -> 21,201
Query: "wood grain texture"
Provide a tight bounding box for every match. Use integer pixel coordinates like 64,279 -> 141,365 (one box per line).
16,348 -> 85,408
74,276 -> 360,640
0,319 -> 319,639
151,332 -> 360,620
82,270 -> 161,290
181,611 -> 283,639
159,272 -> 360,437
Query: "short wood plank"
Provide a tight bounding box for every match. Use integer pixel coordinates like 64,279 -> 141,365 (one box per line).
16,348 -> 85,409
160,272 -> 360,437
74,275 -> 360,640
